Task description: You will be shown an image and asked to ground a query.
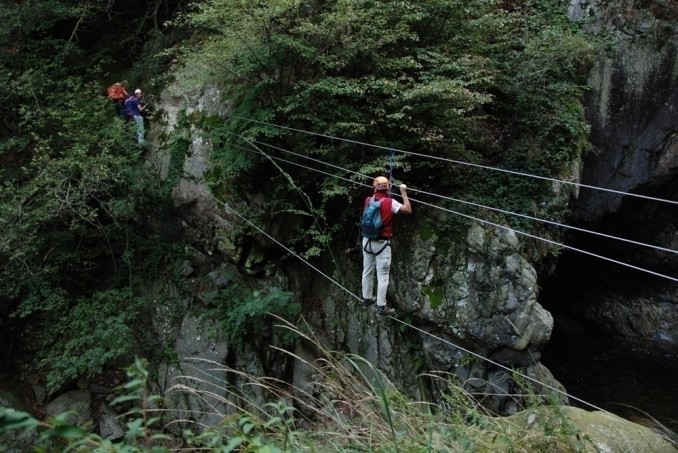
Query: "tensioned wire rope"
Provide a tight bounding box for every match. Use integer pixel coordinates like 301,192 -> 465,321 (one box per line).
229,139 -> 678,283
243,136 -> 678,256
167,158 -> 609,414
230,115 -> 678,206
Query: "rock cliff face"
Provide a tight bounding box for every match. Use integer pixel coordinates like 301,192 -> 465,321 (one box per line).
569,0 -> 677,220
144,75 -> 565,426
547,1 -> 678,354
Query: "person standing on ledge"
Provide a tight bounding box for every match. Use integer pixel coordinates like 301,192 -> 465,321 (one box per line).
123,88 -> 147,145
360,176 -> 411,316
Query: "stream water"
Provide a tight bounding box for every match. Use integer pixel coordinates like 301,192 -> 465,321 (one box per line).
540,310 -> 678,433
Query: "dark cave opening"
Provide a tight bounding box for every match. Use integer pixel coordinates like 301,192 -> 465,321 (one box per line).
538,186 -> 678,432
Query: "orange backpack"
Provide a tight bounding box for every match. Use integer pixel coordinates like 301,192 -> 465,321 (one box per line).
107,83 -> 128,101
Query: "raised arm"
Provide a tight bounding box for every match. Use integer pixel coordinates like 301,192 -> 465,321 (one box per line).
398,184 -> 412,215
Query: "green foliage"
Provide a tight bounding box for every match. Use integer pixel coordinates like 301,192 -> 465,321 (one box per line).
185,402 -> 298,452
1,333 -> 666,452
175,0 -> 597,252
0,0 -> 189,395
0,356 -> 301,452
0,408 -> 39,432
208,286 -> 301,349
442,381 -> 491,446
423,286 -> 444,309
0,358 -> 173,452
0,106 -> 155,297
0,92 -> 175,388
37,290 -> 145,394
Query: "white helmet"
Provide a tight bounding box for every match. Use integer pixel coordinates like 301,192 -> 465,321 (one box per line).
373,176 -> 390,191
134,88 -> 142,95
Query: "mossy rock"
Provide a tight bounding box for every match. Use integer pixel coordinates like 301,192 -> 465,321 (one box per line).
488,405 -> 677,452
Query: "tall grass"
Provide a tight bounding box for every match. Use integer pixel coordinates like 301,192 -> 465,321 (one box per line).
1,316 -> 675,451
162,316 -> 595,452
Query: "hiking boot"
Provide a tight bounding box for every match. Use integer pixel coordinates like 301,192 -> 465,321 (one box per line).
376,305 -> 395,316
362,298 -> 375,308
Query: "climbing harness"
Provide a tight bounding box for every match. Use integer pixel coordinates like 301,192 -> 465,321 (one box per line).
362,238 -> 390,256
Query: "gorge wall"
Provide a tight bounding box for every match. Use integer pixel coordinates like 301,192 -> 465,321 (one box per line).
544,0 -> 678,354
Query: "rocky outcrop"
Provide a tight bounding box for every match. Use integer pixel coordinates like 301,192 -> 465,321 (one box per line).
387,218 -> 561,413
135,65 -> 568,422
579,287 -> 678,352
568,0 -> 678,221
549,1 -> 678,355
494,405 -> 678,452
43,390 -> 91,426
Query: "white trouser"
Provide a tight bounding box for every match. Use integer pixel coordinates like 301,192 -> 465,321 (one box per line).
361,237 -> 392,307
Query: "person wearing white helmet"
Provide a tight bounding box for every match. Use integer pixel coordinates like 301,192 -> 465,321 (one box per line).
123,88 -> 147,145
360,176 -> 411,316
